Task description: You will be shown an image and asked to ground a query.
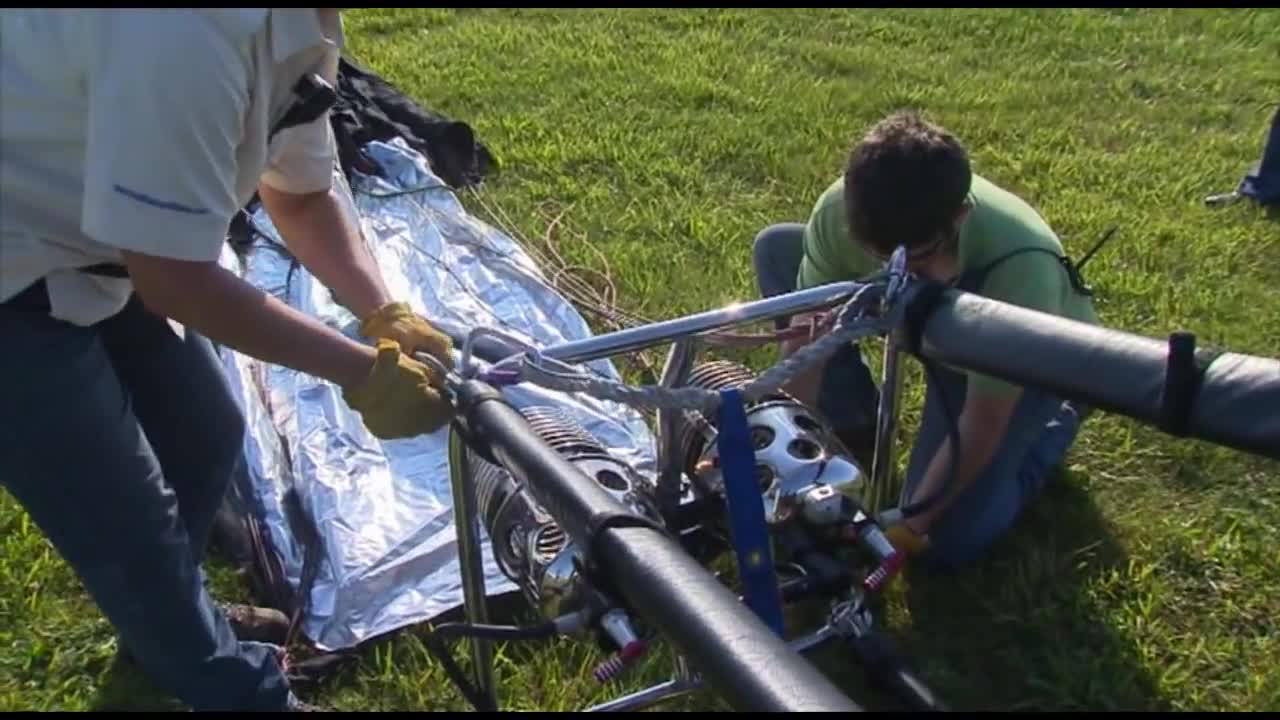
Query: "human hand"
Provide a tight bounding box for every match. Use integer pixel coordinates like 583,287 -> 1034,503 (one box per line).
359,301 -> 454,370
881,520 -> 930,558
781,310 -> 835,356
342,339 -> 454,439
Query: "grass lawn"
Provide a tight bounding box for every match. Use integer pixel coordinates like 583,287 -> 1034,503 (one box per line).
3,7 -> 1278,713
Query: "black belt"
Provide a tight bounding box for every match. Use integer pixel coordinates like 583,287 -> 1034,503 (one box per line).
80,263 -> 130,278
2,263 -> 129,312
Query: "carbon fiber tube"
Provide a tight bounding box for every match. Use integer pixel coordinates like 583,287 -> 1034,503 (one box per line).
905,284 -> 1280,461
849,631 -> 948,712
595,526 -> 864,712
449,379 -> 864,713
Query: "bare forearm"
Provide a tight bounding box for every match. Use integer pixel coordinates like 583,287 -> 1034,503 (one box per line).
905,411 -> 1003,532
126,254 -> 376,388
260,185 -> 392,320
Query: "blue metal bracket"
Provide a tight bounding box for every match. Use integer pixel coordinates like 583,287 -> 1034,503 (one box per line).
716,388 -> 786,636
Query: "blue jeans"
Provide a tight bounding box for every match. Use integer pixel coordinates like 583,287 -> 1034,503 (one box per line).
752,223 -> 1084,570
0,281 -> 292,711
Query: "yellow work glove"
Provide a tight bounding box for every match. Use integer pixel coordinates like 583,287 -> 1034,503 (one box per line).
359,301 -> 454,370
882,521 -> 931,558
343,339 -> 454,439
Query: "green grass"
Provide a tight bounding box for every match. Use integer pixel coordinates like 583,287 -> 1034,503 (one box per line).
3,7 -> 1279,712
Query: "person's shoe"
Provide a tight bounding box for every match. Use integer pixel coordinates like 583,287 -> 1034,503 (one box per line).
113,603 -> 290,670
219,602 -> 291,645
286,693 -> 326,712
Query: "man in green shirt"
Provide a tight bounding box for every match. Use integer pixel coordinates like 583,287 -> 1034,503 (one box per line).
752,111 -> 1096,570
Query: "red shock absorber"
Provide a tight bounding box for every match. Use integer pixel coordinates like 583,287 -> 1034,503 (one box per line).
862,547 -> 905,593
592,609 -> 647,683
842,519 -> 905,593
593,639 -> 647,683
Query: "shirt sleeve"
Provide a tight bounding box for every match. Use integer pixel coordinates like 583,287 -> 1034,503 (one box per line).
796,181 -> 880,290
80,11 -> 251,262
964,249 -> 1068,398
259,113 -> 338,195
797,219 -> 846,290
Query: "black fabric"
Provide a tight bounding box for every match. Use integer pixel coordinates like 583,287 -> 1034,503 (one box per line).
270,73 -> 338,142
329,55 -> 496,190
225,54 -> 498,256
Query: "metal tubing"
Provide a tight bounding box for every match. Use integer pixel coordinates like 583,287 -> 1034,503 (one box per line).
541,281 -> 866,365
655,339 -> 698,514
447,426 -> 497,710
868,328 -> 905,514
592,526 -> 863,711
788,625 -> 839,655
449,378 -> 863,712
584,644 -> 702,712
585,677 -> 701,712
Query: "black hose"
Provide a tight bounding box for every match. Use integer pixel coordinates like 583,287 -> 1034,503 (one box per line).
848,630 -> 948,712
905,285 -> 1280,462
596,526 -> 864,712
420,621 -> 560,711
450,378 -> 864,713
422,631 -> 497,712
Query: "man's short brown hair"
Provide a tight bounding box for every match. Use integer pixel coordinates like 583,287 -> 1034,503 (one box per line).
842,111 -> 971,258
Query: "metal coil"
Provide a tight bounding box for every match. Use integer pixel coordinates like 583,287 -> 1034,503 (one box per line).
674,360 -> 789,475
465,403 -> 659,616
520,405 -> 609,457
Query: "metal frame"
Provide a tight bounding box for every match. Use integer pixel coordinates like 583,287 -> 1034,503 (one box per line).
445,279 -> 908,711
869,327 -> 907,513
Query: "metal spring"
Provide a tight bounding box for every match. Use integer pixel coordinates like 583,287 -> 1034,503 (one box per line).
469,448 -> 514,531
531,524 -> 567,563
520,405 -> 608,457
863,565 -> 891,593
673,359 -> 790,476
592,642 -> 645,683
471,404 -> 607,526
593,654 -> 627,683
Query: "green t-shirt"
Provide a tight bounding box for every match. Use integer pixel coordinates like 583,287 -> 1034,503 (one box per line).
797,172 -> 1100,398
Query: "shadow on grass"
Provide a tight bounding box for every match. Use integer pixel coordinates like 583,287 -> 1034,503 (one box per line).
84,654 -> 184,712
890,468 -> 1167,712
794,466 -> 1168,711
74,472 -> 1167,713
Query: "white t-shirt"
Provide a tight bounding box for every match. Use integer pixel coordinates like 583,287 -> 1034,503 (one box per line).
0,9 -> 344,326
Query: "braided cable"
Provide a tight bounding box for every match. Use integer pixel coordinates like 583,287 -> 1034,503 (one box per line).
496,281 -> 904,414
456,247 -> 913,418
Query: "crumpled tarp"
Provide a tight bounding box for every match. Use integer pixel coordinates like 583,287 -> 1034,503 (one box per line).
215,137 -> 657,651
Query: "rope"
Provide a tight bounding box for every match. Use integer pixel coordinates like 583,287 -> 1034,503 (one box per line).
465,267 -> 910,417
462,187 -> 856,362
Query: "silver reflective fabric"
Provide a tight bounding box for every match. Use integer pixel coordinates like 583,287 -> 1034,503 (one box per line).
215,138 -> 657,651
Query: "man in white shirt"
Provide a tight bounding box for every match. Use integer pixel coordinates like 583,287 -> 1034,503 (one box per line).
0,9 -> 456,711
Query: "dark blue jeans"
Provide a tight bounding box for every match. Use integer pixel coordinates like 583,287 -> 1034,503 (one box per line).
752,223 -> 1084,569
0,281 -> 292,711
